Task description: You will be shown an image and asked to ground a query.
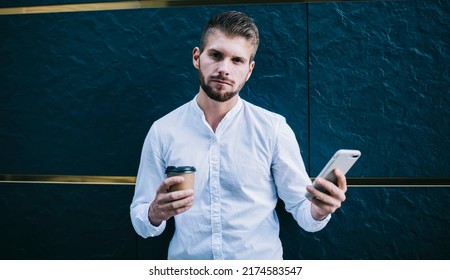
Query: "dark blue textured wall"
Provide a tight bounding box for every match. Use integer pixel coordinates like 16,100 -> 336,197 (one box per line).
1,1 -> 449,259
0,184 -> 135,259
309,1 -> 450,177
0,4 -> 309,175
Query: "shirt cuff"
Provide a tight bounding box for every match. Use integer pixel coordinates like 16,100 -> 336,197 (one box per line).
300,200 -> 331,232
143,215 -> 167,237
132,202 -> 166,238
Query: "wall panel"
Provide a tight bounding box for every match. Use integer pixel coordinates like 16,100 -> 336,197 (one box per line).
0,4 -> 309,175
309,0 -> 450,177
281,187 -> 450,259
0,183 -> 135,259
1,8 -> 199,175
305,0 -> 450,259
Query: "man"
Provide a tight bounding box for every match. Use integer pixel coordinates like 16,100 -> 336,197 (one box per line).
130,11 -> 347,259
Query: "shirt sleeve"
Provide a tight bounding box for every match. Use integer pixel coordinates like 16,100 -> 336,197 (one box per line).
271,117 -> 331,232
130,124 -> 167,238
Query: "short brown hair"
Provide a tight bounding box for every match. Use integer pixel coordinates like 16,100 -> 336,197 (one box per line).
199,11 -> 260,61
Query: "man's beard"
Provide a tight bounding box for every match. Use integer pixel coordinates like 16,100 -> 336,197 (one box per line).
198,67 -> 245,103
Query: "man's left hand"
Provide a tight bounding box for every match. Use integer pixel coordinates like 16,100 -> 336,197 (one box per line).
306,168 -> 347,221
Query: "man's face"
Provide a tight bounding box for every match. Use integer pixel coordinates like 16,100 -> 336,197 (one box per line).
193,30 -> 255,102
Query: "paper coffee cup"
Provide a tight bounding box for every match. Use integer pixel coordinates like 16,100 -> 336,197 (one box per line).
165,166 -> 196,192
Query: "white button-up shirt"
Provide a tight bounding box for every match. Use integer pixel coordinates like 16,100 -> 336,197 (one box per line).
130,96 -> 330,259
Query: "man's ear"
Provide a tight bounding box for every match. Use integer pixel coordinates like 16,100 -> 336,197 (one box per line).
192,47 -> 200,69
246,60 -> 255,81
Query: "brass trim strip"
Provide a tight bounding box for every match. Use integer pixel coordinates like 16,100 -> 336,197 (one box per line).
0,0 -> 401,15
0,174 -> 136,185
0,174 -> 449,187
1,1 -> 149,15
346,178 -> 450,187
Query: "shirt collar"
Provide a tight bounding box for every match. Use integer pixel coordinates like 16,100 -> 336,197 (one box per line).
191,94 -> 244,121
222,96 -> 243,122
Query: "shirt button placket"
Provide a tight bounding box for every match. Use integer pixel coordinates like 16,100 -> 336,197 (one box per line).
209,135 -> 223,259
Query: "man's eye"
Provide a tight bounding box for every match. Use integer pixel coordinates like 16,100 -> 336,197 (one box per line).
233,58 -> 244,64
211,52 -> 222,59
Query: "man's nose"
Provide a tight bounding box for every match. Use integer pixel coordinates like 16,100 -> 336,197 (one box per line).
217,59 -> 231,76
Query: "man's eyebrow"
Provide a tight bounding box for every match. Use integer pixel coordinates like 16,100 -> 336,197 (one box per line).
207,48 -> 222,53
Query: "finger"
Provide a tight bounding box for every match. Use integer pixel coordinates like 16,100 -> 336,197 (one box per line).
310,197 -> 339,215
150,193 -> 194,223
307,187 -> 342,214
157,188 -> 194,205
157,176 -> 185,193
167,189 -> 194,202
306,184 -> 322,199
314,176 -> 346,202
159,195 -> 194,217
307,184 -> 333,204
334,168 -> 347,193
321,180 -> 346,203
313,177 -> 335,195
170,195 -> 195,210
173,204 -> 193,215
307,184 -> 342,208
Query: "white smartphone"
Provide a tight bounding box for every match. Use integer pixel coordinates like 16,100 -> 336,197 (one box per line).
306,149 -> 361,199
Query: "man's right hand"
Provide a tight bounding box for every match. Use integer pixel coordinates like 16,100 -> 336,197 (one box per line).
148,176 -> 194,226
